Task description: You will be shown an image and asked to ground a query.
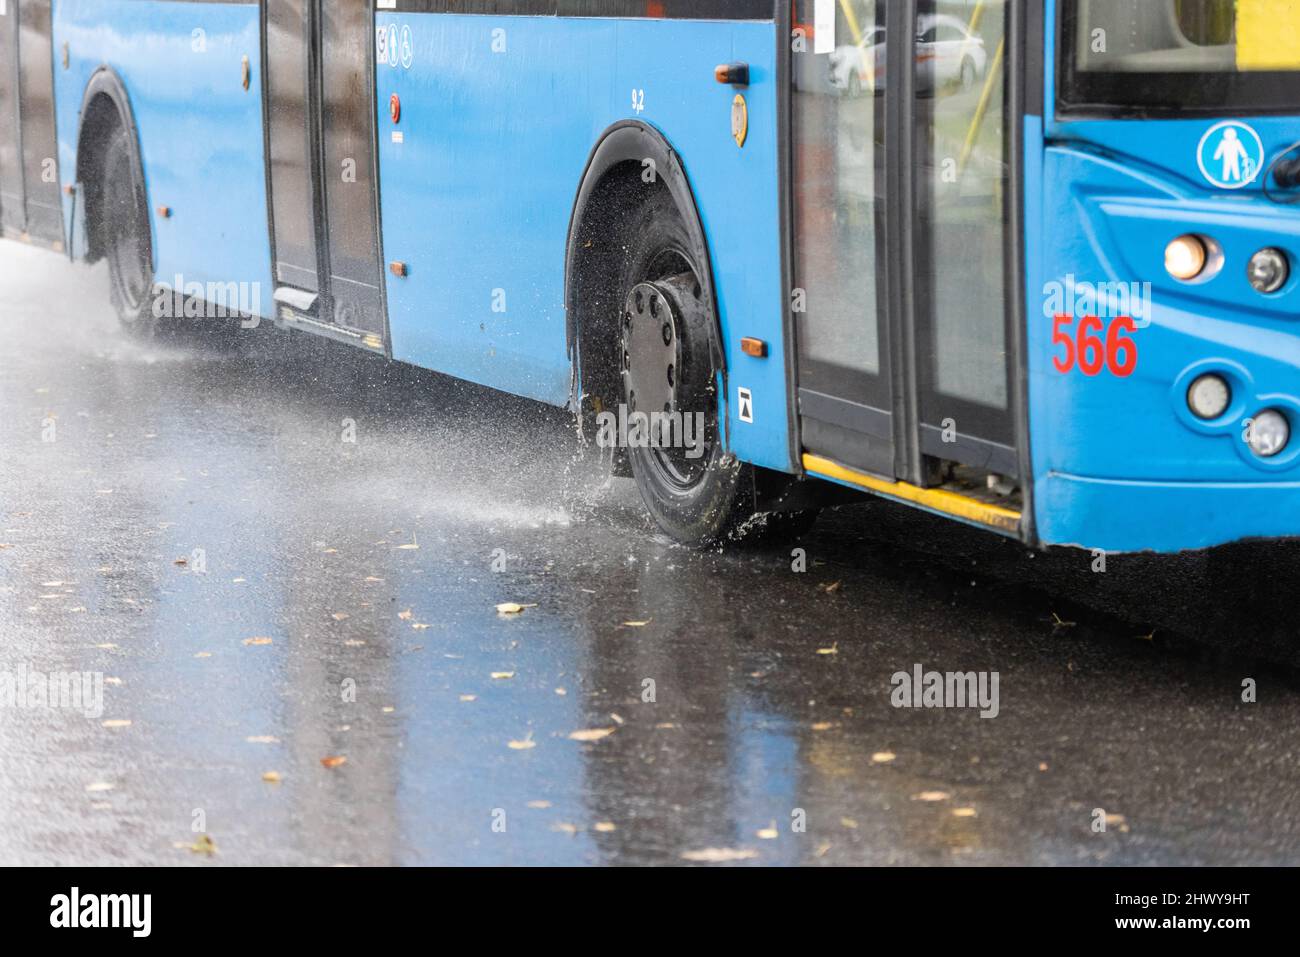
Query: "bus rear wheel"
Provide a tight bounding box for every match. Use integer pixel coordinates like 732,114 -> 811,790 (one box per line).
99,122 -> 156,337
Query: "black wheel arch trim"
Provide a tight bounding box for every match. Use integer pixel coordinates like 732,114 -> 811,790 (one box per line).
76,66 -> 152,266
565,120 -> 728,422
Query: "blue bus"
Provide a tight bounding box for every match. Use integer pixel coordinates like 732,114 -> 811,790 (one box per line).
2,0 -> 1299,553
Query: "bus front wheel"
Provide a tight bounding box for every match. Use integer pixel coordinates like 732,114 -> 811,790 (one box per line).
615,190 -> 818,546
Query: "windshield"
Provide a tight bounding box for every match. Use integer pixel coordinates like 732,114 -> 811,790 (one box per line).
1060,0 -> 1300,115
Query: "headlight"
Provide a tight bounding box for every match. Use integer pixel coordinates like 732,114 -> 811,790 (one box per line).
1165,235 -> 1208,281
1247,409 -> 1290,458
1247,247 -> 1289,294
1187,374 -> 1231,420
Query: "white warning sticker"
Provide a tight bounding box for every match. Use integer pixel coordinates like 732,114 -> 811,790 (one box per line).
814,0 -> 836,55
738,387 -> 754,424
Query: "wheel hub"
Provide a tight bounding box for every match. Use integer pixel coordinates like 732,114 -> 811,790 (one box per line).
621,281 -> 680,426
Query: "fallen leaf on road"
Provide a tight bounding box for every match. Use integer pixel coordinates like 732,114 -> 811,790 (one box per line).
568,728 -> 615,742
411,622 -> 430,630
527,801 -> 552,809
496,602 -> 537,616
262,771 -> 282,783
491,671 -> 515,680
242,637 -> 273,646
820,581 -> 842,594
398,609 -> 413,620
756,822 -> 779,840
85,782 -> 114,793
594,822 -> 617,833
320,756 -> 347,769
680,848 -> 759,863
952,807 -> 977,818
508,733 -> 536,751
871,751 -> 896,764
817,644 -> 839,655
551,823 -> 579,836
182,834 -> 217,856
811,721 -> 835,731
397,535 -> 420,550
246,735 -> 279,744
459,694 -> 477,702
342,639 -> 366,647
912,791 -> 951,802
194,652 -> 212,659
101,719 -> 131,729
623,619 -> 652,627
330,612 -> 350,622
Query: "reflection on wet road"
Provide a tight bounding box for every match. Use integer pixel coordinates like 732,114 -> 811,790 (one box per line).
2,243 -> 1299,865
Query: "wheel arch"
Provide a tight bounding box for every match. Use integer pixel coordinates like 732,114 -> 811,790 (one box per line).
564,120 -> 727,440
75,66 -> 149,266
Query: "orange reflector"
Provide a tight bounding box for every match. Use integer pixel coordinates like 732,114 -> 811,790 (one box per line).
389,261 -> 408,278
390,94 -> 401,124
740,337 -> 767,358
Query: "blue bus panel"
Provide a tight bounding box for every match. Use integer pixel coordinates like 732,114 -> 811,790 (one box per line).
51,0 -> 273,319
374,12 -> 792,472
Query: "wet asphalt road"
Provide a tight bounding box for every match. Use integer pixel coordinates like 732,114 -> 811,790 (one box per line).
2,242 -> 1300,866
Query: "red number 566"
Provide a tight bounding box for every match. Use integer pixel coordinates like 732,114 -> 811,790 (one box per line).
1052,315 -> 1138,377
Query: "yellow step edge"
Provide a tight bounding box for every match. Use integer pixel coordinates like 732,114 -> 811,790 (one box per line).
802,453 -> 1022,534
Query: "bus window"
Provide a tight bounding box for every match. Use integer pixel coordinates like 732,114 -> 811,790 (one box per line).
914,0 -> 1014,460
1060,0 -> 1300,114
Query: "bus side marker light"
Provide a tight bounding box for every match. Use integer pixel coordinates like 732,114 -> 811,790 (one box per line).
1248,247 -> 1289,294
1165,234 -> 1208,281
740,337 -> 767,358
1187,374 -> 1230,420
389,261 -> 408,278
390,94 -> 401,124
241,55 -> 250,92
714,62 -> 750,87
157,206 -> 171,219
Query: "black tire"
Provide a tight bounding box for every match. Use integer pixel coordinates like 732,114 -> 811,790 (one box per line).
615,189 -> 750,546
100,122 -> 156,337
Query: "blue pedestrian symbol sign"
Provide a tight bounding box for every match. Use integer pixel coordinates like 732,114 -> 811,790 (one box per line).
1197,121 -> 1265,190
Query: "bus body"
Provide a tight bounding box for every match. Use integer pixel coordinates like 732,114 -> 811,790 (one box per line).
1,0 -> 1297,553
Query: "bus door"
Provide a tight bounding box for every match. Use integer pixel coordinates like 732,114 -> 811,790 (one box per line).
791,0 -> 895,479
263,0 -> 386,347
792,0 -> 1022,492
0,0 -> 64,246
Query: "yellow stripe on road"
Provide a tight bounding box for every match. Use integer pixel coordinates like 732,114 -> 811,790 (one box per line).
802,453 -> 1022,534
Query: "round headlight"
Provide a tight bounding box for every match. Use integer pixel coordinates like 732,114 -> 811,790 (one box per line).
1166,235 -> 1208,281
1187,374 -> 1231,420
1247,409 -> 1290,458
1247,247 -> 1289,294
